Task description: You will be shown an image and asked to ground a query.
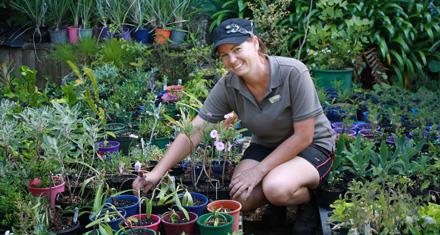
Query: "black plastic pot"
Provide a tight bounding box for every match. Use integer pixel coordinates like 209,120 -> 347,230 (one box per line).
317,186 -> 346,210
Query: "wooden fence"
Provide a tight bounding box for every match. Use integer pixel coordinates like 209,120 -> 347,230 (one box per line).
0,43 -> 69,87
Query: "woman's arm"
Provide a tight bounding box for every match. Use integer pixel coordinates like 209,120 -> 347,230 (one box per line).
133,115 -> 209,193
230,116 -> 315,199
152,115 -> 207,176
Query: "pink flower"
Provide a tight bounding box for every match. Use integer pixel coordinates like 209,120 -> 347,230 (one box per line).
214,141 -> 225,151
210,130 -> 218,139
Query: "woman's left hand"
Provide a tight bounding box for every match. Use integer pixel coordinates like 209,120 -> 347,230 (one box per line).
229,167 -> 264,200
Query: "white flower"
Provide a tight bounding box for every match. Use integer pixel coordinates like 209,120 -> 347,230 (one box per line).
214,141 -> 225,151
118,162 -> 125,174
405,216 -> 414,224
210,130 -> 218,139
134,161 -> 142,172
224,112 -> 234,119
423,216 -> 436,225
226,142 -> 232,152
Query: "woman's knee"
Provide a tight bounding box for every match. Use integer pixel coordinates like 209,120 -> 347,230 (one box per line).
262,179 -> 299,205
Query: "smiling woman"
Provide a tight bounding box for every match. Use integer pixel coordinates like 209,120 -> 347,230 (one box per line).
133,18 -> 336,234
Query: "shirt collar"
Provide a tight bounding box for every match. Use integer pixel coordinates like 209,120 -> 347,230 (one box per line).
227,56 -> 282,90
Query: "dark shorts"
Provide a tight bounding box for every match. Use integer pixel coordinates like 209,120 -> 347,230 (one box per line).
241,143 -> 334,182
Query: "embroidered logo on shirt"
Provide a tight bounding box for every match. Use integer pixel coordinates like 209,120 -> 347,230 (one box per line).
269,95 -> 281,104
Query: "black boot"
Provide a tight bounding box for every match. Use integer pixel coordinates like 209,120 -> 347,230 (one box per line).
292,195 -> 320,234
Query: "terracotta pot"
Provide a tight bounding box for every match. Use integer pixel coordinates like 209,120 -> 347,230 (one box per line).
207,200 -> 241,232
154,28 -> 171,44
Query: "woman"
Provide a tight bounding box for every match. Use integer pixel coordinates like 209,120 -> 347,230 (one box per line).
133,18 -> 335,231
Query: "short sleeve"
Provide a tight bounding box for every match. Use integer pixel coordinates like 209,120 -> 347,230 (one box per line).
198,78 -> 232,123
290,70 -> 323,121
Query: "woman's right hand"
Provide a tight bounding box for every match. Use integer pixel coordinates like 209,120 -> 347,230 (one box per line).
132,171 -> 162,196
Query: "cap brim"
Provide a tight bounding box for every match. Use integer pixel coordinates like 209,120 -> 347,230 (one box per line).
211,35 -> 250,58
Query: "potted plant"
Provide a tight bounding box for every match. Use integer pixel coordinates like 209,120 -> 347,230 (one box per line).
105,194 -> 140,217
124,187 -> 161,233
130,0 -> 155,44
28,175 -> 66,209
79,0 -> 95,40
169,0 -> 196,45
197,208 -> 234,235
107,0 -> 134,40
161,209 -> 198,235
46,0 -> 69,43
149,0 -> 173,44
67,0 -> 81,44
306,0 -> 372,92
95,0 -> 111,40
206,199 -> 241,232
9,0 -> 48,43
138,102 -> 174,149
87,182 -> 128,232
181,191 -> 209,216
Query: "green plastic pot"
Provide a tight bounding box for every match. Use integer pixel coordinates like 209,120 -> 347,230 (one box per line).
151,136 -> 170,149
197,213 -> 233,235
312,68 -> 353,92
119,227 -> 156,234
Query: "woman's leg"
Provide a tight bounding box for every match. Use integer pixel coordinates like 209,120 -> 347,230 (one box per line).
261,156 -> 320,206
231,159 -> 268,212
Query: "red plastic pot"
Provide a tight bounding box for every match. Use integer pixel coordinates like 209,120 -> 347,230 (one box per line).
161,211 -> 198,235
207,200 -> 241,232
125,214 -> 161,233
28,175 -> 65,208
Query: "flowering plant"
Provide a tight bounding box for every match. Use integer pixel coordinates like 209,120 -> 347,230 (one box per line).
306,0 -> 372,70
204,113 -> 247,184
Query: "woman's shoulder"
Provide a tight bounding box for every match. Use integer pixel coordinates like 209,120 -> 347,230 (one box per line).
270,56 -> 309,73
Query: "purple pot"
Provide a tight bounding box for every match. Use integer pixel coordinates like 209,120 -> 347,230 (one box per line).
359,129 -> 383,139
96,140 -> 121,157
352,122 -> 381,131
98,26 -> 111,40
331,122 -> 345,129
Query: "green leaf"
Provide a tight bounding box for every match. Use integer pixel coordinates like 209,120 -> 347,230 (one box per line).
389,50 -> 404,73
391,65 -> 404,88
392,36 -> 410,52
416,51 -> 427,66
428,40 -> 440,53
428,60 -> 440,73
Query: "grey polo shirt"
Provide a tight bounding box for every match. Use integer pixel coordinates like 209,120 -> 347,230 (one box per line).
198,56 -> 335,152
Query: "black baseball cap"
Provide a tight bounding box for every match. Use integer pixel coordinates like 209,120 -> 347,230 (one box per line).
212,18 -> 256,57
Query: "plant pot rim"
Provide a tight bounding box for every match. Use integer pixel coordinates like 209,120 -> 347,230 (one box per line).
207,199 -> 242,214
28,175 -> 65,190
161,211 -> 198,225
127,213 -> 161,228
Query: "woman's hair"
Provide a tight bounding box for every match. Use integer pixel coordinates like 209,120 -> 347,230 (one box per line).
256,37 -> 267,55
246,36 -> 267,56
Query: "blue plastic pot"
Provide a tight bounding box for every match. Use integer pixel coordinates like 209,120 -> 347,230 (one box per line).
89,208 -> 127,231
106,194 -> 140,217
134,28 -> 152,44
183,192 -> 209,216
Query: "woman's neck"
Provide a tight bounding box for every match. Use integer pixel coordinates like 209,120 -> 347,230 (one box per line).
243,55 -> 270,89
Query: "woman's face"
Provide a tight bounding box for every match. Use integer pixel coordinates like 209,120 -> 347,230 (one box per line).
217,37 -> 259,77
